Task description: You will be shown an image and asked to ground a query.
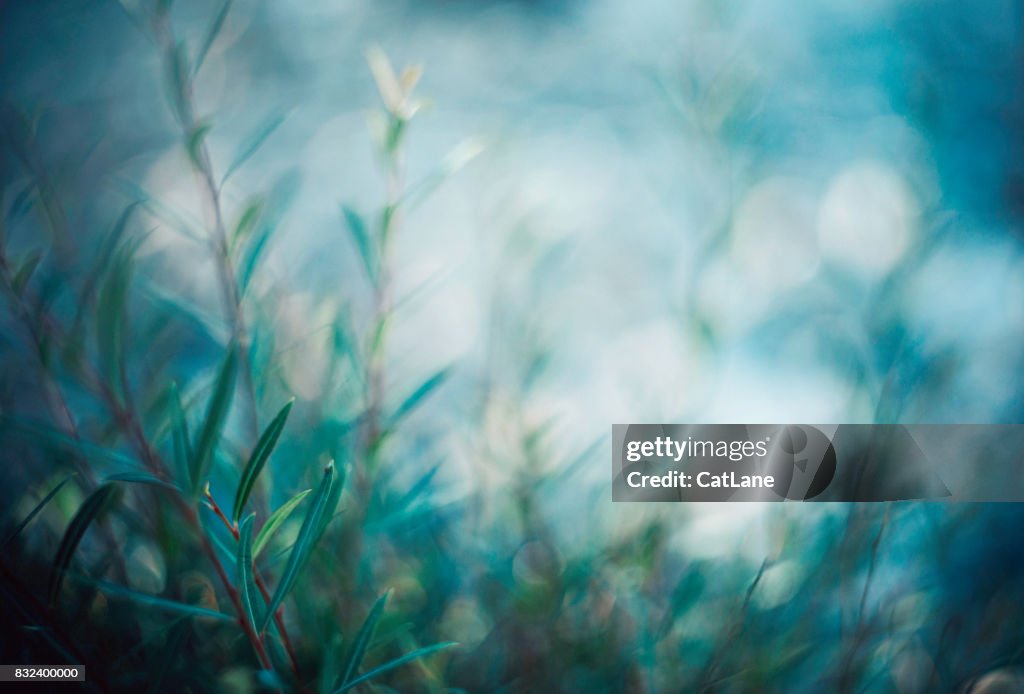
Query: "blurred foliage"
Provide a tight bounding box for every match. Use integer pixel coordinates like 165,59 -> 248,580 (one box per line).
2,0 -> 1024,693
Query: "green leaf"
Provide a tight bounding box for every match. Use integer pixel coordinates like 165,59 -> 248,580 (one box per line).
253,488 -> 310,558
334,641 -> 457,693
103,472 -> 181,493
341,205 -> 375,282
389,368 -> 451,427
190,348 -> 238,495
337,590 -> 391,688
3,475 -> 74,548
48,483 -> 122,606
236,513 -> 262,634
186,121 -> 213,170
169,381 -> 192,486
260,462 -> 335,631
91,579 -> 233,621
95,246 -> 135,392
233,398 -> 294,522
11,249 -> 42,296
221,114 -> 287,185
232,197 -> 265,249
192,0 -> 233,77
238,225 -> 271,294
2,417 -> 139,469
116,179 -> 203,243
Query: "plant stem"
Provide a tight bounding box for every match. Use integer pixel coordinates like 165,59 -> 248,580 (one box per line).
152,11 -> 260,446
205,488 -> 304,683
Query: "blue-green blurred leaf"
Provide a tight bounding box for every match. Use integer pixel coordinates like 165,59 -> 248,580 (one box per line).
190,348 -> 238,495
3,475 -> 74,548
47,482 -> 122,605
192,0 -> 232,77
221,114 -> 286,185
334,641 -> 457,693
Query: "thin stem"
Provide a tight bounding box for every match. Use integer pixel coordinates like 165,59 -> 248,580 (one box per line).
152,11 -> 260,445
205,488 -> 303,683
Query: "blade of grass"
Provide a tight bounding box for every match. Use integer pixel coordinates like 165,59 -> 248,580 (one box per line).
253,488 -> 310,558
233,398 -> 294,522
191,347 -> 238,495
2,475 -> 74,548
333,641 -> 458,693
47,482 -> 122,606
260,462 -> 334,632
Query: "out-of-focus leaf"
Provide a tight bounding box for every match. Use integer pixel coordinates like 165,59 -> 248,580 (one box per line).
186,121 -> 213,170
11,249 -> 42,296
388,368 -> 451,427
337,590 -> 391,688
3,418 -> 138,469
237,514 -> 262,634
95,245 -> 135,393
239,225 -> 271,294
341,205 -> 375,282
334,641 -> 457,693
233,398 -> 294,522
166,40 -> 192,126
190,348 -> 238,495
260,462 -> 335,631
47,482 -> 122,606
220,114 -> 286,185
103,472 -> 181,493
91,579 -> 233,621
253,488 -> 310,558
169,381 -> 192,486
116,179 -> 203,243
192,0 -> 232,77
232,197 -> 265,250
2,475 -> 74,548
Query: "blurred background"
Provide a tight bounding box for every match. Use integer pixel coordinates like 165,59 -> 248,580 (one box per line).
2,0 -> 1024,691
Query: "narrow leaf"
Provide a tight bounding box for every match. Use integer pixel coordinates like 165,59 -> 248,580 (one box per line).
253,488 -> 310,558
190,348 -> 238,495
91,579 -> 233,621
48,483 -> 122,605
12,249 -> 42,295
96,247 -> 134,391
221,114 -> 286,185
338,590 -> 391,688
169,381 -> 192,486
233,398 -> 293,521
3,475 -> 74,548
236,514 -> 262,633
103,472 -> 181,493
389,368 -> 451,426
260,462 -> 334,631
186,121 -> 213,170
334,642 -> 458,693
341,205 -> 375,281
192,0 -> 233,77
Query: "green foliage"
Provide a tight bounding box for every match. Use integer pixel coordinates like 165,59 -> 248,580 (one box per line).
233,397 -> 293,522
47,483 -> 121,606
260,461 -> 337,632
190,347 -> 237,495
